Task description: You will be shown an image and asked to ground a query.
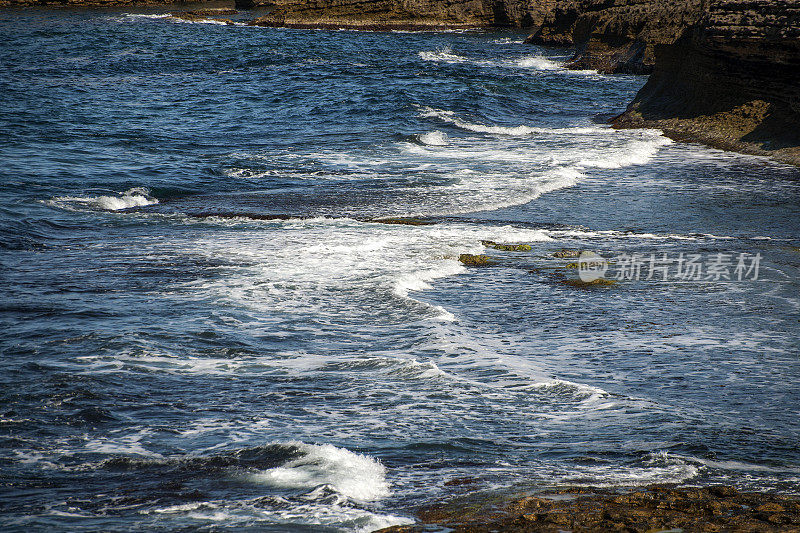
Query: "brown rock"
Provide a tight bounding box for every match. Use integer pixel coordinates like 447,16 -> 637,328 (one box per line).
244,0 -> 546,29
613,0 -> 800,166
459,254 -> 495,266
376,484 -> 800,533
527,0 -> 704,73
170,11 -> 235,24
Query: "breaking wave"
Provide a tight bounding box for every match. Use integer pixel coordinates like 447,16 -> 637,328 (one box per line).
419,106 -> 603,136
249,442 -> 390,502
418,47 -> 568,72
418,130 -> 448,146
47,187 -> 158,211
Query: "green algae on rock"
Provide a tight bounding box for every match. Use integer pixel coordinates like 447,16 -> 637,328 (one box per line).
459,254 -> 495,266
482,240 -> 532,252
494,243 -> 532,252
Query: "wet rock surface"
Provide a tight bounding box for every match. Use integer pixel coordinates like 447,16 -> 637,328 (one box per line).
169,9 -> 235,23
459,253 -> 495,266
378,484 -> 800,532
525,0 -> 799,165
482,240 -> 533,251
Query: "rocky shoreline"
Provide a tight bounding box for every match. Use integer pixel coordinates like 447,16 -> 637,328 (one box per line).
378,484 -> 800,532
242,0 -> 799,166
612,0 -> 800,166
236,0 -> 545,28
2,0 -> 798,164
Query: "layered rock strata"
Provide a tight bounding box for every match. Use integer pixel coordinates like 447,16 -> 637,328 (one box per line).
613,0 -> 800,165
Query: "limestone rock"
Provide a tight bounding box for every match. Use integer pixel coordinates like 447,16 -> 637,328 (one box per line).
613,0 -> 800,166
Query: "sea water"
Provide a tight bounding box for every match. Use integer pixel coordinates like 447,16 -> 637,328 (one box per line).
1,7 -> 799,531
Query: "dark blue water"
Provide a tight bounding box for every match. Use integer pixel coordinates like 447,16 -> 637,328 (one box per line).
2,7 -> 800,531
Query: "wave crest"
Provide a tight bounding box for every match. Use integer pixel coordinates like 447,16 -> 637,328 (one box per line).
48,187 -> 158,211
249,442 -> 390,502
419,106 -> 603,136
418,130 -> 449,146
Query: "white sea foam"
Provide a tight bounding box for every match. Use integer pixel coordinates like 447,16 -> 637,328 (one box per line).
492,37 -> 523,45
122,13 -> 172,20
577,136 -> 674,168
515,55 -> 561,70
418,47 -> 581,73
562,451 -> 701,487
75,350 -> 263,376
48,187 -> 158,211
419,106 -> 604,136
427,166 -> 585,215
149,499 -> 413,533
417,46 -> 473,64
115,218 -> 559,344
519,379 -> 612,407
393,259 -> 463,298
677,456 -> 800,475
122,13 -> 241,26
249,442 -> 390,502
83,429 -> 163,458
418,130 -> 448,146
544,228 -> 733,241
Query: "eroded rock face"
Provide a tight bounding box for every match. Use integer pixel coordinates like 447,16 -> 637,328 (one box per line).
527,0 -> 705,74
244,0 -> 546,29
613,0 -> 800,165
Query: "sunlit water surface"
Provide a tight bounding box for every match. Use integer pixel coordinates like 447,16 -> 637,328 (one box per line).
1,7 -> 799,531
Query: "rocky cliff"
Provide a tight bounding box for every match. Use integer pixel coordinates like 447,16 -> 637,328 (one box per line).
527,0 -> 705,73
613,0 -> 800,165
245,0 -> 550,29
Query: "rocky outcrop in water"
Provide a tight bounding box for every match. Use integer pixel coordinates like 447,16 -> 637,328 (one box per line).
244,0 -> 548,29
169,9 -> 237,24
379,484 -> 800,532
613,0 -> 800,166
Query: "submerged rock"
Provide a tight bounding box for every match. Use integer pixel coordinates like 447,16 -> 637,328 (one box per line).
459,254 -> 495,266
551,249 -> 582,258
482,240 -> 532,252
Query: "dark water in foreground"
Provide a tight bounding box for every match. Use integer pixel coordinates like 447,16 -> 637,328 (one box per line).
1,7 -> 799,531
